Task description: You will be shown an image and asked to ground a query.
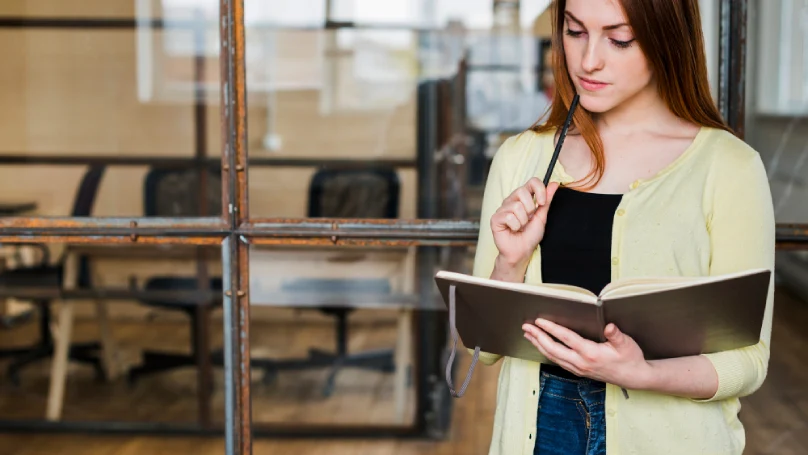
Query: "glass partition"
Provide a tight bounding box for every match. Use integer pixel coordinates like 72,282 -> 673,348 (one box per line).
0,242 -> 222,425
244,1 -> 557,221
0,3 -> 224,221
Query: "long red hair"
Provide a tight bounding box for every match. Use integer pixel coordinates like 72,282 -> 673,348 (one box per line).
531,0 -> 732,190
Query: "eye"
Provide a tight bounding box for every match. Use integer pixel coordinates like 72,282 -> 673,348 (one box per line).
565,29 -> 585,38
610,38 -> 635,49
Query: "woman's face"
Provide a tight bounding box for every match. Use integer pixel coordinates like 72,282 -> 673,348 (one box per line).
562,0 -> 654,114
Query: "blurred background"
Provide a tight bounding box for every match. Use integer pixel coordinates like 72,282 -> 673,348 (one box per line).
0,0 -> 806,454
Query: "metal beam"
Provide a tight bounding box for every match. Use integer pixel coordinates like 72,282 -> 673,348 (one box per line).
220,0 -> 252,454
718,0 -> 748,137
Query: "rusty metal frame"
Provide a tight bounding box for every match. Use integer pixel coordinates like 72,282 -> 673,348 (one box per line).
220,0 -> 251,453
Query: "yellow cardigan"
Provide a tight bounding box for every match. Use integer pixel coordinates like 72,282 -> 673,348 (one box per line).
472,127 -> 775,455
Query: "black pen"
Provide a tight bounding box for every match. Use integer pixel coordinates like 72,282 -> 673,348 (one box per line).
543,94 -> 580,187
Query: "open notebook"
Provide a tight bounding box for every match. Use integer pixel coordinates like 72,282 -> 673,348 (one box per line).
435,268 -> 771,397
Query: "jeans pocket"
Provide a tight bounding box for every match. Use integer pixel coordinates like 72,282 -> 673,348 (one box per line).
536,373 -> 547,409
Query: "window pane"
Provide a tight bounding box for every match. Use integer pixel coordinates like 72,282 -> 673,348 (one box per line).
0,242 -> 223,426
0,27 -> 207,158
245,1 -> 555,220
244,243 -> 463,427
0,165 -> 224,218
745,0 -> 808,224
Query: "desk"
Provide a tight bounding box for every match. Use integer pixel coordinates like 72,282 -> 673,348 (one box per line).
44,244 -> 218,422
48,244 -> 417,423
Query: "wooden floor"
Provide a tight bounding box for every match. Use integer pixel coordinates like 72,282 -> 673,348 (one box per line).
2,286 -> 808,454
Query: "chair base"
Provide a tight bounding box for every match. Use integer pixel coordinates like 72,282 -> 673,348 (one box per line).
0,308 -> 35,329
0,341 -> 103,386
252,348 -> 395,397
127,348 -> 224,386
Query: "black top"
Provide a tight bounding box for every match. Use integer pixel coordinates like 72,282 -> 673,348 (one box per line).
539,185 -> 623,380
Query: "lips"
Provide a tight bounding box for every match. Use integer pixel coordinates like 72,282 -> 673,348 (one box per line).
578,76 -> 609,91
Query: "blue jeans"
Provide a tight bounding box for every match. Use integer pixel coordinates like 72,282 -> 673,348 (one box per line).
534,371 -> 606,455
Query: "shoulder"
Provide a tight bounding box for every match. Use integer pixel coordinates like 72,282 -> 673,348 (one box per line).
494,129 -> 552,160
485,129 -> 556,191
695,128 -> 771,207
490,128 -> 555,174
699,127 -> 764,171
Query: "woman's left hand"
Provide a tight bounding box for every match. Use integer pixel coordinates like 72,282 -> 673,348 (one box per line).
523,319 -> 653,390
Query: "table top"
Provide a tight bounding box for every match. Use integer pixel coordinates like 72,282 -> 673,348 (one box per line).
63,244 -> 438,310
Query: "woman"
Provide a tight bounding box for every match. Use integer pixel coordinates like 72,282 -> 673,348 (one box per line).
473,0 -> 775,454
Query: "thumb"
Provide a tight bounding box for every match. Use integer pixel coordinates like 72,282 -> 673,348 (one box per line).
535,182 -> 560,225
604,323 -> 625,346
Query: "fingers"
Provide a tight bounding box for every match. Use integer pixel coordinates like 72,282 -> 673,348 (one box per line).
524,178 -> 546,206
535,182 -> 559,225
535,318 -> 588,351
508,201 -> 530,226
604,323 -> 626,346
513,187 -> 538,218
523,327 -> 552,358
523,323 -> 581,367
493,201 -> 530,232
496,178 -> 558,232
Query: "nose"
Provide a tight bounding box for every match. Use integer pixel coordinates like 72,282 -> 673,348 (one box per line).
581,39 -> 605,73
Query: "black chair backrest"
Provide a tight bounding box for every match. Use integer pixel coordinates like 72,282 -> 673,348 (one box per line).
143,167 -> 222,217
72,165 -> 106,217
59,166 -> 106,286
308,168 -> 399,219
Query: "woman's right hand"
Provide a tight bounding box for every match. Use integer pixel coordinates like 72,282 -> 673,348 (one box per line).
491,178 -> 559,275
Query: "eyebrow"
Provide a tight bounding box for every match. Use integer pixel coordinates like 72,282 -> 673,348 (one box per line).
564,11 -> 629,31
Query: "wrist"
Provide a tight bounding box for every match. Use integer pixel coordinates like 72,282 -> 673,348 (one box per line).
492,254 -> 529,282
633,360 -> 660,391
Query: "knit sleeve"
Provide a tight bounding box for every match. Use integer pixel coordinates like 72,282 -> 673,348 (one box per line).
467,137 -> 521,366
695,150 -> 775,402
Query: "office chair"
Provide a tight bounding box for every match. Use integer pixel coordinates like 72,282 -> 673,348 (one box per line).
127,167 -> 223,384
274,167 -> 400,397
0,166 -> 106,384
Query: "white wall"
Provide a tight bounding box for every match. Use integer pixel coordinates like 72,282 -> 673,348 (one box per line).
699,0 -> 720,100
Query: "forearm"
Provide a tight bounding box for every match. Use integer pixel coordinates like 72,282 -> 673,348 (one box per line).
636,355 -> 718,400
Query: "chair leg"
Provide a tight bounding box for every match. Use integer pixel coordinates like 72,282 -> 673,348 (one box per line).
127,309 -> 214,387
7,345 -> 51,386
319,312 -> 395,397
127,351 -> 198,385
250,312 -> 397,396
4,303 -> 101,384
7,343 -> 104,386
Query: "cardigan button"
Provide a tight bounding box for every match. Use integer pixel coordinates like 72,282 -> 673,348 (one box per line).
607,408 -> 616,417
612,257 -> 619,265
616,209 -> 626,216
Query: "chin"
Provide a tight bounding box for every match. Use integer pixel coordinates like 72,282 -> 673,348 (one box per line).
576,93 -> 616,114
